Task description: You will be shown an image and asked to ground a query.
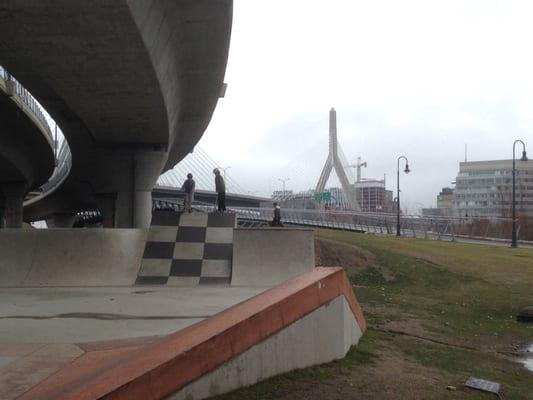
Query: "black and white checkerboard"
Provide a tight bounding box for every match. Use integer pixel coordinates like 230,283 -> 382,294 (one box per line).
135,211 -> 236,286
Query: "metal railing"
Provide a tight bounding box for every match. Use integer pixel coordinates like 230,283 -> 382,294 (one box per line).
187,204 -> 521,243
26,141 -> 72,205
72,196 -> 527,244
0,66 -> 54,146
0,65 -> 72,202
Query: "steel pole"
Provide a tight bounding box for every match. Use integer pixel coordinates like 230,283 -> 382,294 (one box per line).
511,139 -> 527,248
396,162 -> 401,236
396,156 -> 410,237
512,150 -> 517,247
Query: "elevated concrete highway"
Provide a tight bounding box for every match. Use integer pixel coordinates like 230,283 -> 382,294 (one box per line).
0,0 -> 232,227
0,69 -> 56,228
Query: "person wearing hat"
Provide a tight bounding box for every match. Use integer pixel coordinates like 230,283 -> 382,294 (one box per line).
181,173 -> 195,213
213,168 -> 226,212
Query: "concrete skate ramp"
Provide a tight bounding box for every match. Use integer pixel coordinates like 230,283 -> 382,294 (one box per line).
17,268 -> 366,400
0,229 -> 146,287
231,228 -> 315,287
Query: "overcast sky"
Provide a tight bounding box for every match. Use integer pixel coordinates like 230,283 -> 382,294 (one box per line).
198,0 -> 533,211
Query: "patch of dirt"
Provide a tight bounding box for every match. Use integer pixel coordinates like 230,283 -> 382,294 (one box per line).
371,264 -> 396,282
375,317 -> 520,354
373,319 -> 481,352
377,318 -> 432,338
252,348 -> 464,400
315,238 -> 374,277
315,238 -> 396,282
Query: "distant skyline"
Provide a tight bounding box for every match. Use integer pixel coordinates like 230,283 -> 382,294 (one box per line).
198,0 -> 533,211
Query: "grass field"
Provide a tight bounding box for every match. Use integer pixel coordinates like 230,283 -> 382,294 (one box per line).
215,231 -> 533,400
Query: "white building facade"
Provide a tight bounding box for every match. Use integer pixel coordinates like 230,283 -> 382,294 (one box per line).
453,159 -> 533,217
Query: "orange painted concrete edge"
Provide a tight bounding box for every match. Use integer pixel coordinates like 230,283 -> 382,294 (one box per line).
20,267 -> 366,400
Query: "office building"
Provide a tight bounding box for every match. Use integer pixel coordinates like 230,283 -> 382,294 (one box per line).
453,159 -> 533,217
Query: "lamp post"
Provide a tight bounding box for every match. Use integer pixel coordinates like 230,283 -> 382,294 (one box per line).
278,178 -> 290,193
512,140 -> 528,248
396,156 -> 410,237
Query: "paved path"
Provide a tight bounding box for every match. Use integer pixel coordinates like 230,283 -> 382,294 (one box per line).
422,233 -> 533,248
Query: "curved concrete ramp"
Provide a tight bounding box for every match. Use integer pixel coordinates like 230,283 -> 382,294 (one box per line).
17,268 -> 366,400
0,229 -> 146,287
231,228 -> 315,287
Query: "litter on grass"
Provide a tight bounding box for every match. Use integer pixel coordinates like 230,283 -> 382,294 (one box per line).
465,377 -> 501,396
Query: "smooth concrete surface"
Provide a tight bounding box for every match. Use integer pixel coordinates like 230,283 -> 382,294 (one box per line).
178,212 -> 209,227
201,260 -> 232,278
0,229 -> 147,287
0,286 -> 264,343
170,295 -> 362,400
231,228 -> 315,287
205,227 -> 233,244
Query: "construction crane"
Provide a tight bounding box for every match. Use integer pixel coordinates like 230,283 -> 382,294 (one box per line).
348,157 -> 367,183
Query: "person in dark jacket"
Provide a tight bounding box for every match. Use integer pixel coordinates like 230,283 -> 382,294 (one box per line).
271,202 -> 283,226
213,168 -> 226,212
181,173 -> 195,213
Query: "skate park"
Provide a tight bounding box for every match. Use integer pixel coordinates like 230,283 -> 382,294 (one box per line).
0,214 -> 366,400
0,2 -> 366,399
3,1 -> 533,398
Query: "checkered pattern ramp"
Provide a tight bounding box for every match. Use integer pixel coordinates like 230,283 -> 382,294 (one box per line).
135,211 -> 236,286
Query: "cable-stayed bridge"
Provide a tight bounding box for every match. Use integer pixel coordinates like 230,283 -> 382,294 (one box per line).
152,148 -> 268,210
157,147 -> 245,194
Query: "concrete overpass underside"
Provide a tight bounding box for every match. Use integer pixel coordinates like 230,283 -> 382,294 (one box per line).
0,0 -> 232,227
0,86 -> 55,228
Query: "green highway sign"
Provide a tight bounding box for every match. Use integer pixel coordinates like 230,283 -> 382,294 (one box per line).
314,191 -> 331,201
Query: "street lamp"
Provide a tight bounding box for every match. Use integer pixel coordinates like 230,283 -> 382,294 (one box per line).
512,140 -> 528,248
278,178 -> 290,193
396,156 -> 410,237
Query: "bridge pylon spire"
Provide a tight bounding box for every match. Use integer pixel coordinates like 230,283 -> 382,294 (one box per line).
314,108 -> 360,210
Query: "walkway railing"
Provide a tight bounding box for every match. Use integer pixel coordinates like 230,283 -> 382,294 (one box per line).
189,203 -> 520,243
0,65 -> 72,202
75,196 -> 527,244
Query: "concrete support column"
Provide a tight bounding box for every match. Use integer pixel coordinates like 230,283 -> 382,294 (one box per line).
2,182 -> 27,228
115,191 -> 152,229
93,149 -> 166,229
0,194 -> 5,228
52,212 -> 77,228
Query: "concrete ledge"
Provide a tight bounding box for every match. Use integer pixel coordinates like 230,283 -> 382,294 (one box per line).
19,267 -> 366,400
231,228 -> 315,287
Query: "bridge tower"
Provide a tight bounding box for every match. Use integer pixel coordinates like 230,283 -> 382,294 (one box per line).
314,108 -> 360,210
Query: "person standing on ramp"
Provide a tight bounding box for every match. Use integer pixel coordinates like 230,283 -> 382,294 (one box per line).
213,168 -> 226,213
181,173 -> 195,213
